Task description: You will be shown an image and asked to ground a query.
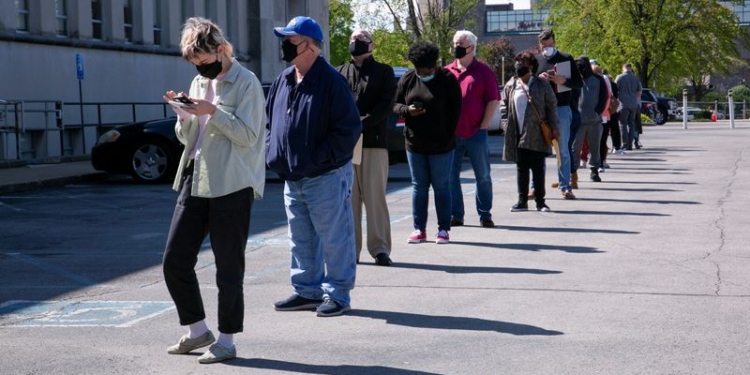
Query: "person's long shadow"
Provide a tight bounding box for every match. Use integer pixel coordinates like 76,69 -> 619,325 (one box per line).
226,358 -> 444,374
348,309 -> 564,336
389,262 -> 562,275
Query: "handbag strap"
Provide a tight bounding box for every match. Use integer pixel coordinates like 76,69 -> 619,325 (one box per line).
517,77 -> 545,126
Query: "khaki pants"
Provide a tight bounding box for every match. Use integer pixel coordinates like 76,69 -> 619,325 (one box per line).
352,148 -> 391,260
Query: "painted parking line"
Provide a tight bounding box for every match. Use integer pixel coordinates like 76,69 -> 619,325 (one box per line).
0,300 -> 174,327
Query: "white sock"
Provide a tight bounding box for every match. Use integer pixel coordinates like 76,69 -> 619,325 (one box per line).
216,333 -> 234,348
187,320 -> 209,339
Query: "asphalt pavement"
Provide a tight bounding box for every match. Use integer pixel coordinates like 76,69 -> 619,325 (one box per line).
1,121 -> 750,375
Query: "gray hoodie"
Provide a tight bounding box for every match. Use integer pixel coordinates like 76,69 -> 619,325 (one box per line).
576,56 -> 608,124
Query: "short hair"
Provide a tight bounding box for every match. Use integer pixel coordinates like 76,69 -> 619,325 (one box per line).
592,65 -> 603,75
350,29 -> 373,43
407,40 -> 440,69
538,29 -> 555,43
623,63 -> 632,70
180,17 -> 234,60
453,30 -> 477,46
514,50 -> 538,75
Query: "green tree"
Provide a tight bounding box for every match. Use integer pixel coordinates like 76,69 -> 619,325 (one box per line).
329,0 -> 355,66
537,0 -> 749,92
478,36 -> 516,86
379,0 -> 482,64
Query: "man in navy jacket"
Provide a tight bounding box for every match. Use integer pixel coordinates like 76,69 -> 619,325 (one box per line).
266,16 -> 361,317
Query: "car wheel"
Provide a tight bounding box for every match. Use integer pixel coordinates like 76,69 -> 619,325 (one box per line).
654,110 -> 667,125
129,140 -> 175,183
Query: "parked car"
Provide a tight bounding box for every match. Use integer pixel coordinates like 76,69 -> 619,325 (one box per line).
91,117 -> 183,183
640,88 -> 661,124
674,106 -> 703,120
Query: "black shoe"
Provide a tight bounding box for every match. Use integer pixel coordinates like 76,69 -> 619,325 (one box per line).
635,142 -> 642,149
536,204 -> 551,212
274,294 -> 323,311
450,218 -> 464,227
316,299 -> 351,317
375,253 -> 392,266
510,202 -> 528,212
590,169 -> 602,182
480,219 -> 495,228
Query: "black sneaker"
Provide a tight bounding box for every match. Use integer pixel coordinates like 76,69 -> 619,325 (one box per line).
450,218 -> 464,227
590,169 -> 602,182
480,219 -> 495,228
375,253 -> 392,266
274,294 -> 323,311
510,202 -> 528,212
316,299 -> 351,317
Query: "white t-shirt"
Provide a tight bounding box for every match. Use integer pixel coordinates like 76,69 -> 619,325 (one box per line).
513,79 -> 529,133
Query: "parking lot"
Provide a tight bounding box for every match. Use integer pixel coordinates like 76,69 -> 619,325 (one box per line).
2,124 -> 750,374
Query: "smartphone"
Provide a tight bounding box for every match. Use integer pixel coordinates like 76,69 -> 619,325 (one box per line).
413,101 -> 424,109
169,96 -> 194,108
172,96 -> 194,104
546,69 -> 556,76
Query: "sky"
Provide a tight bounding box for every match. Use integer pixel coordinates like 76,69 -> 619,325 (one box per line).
486,0 -> 532,9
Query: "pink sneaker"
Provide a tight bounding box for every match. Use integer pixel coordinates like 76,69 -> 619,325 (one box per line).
436,230 -> 450,244
407,230 -> 426,243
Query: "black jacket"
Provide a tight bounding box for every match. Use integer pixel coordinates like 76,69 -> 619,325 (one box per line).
535,51 -> 583,107
393,67 -> 462,154
337,56 -> 396,149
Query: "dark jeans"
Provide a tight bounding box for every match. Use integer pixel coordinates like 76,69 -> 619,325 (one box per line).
607,112 -> 621,151
516,148 -> 547,205
163,167 -> 253,334
569,110 -> 581,175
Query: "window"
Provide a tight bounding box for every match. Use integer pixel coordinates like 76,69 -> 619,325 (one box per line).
153,0 -> 162,45
16,0 -> 30,32
55,0 -> 68,36
486,8 -> 549,34
123,0 -> 133,42
91,0 -> 102,39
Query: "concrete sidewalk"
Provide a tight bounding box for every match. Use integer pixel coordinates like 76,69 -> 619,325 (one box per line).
0,159 -> 106,195
2,121 -> 750,375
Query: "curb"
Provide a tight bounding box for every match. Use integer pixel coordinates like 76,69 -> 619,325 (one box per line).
0,172 -> 108,195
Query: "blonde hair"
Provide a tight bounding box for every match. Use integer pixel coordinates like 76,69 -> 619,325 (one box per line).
180,17 -> 234,60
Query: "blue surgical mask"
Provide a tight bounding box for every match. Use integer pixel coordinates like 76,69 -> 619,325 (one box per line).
418,74 -> 435,82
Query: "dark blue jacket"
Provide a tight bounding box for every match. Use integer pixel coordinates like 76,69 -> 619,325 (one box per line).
265,56 -> 362,181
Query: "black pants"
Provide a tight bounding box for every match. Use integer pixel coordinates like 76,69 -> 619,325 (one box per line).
607,112 -> 622,151
163,167 -> 253,334
516,148 -> 547,205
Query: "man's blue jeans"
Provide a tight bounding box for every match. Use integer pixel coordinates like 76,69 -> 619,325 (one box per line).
407,150 -> 452,232
450,130 -> 492,222
556,106 -> 572,190
283,163 -> 356,306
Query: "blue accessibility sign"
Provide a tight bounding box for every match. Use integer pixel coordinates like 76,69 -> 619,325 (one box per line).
76,53 -> 84,80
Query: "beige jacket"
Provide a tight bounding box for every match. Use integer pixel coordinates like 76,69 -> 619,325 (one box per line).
172,59 -> 266,199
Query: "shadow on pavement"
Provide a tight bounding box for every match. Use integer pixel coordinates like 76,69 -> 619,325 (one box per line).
500,225 -> 637,235
348,309 -> 564,336
388,262 -> 562,275
227,358 -> 444,374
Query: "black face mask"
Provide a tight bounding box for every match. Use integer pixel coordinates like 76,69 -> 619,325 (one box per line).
196,56 -> 222,79
514,62 -> 530,78
349,40 -> 370,57
281,39 -> 304,62
454,45 -> 468,59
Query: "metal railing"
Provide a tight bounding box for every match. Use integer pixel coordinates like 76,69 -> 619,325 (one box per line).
1,100 -> 170,161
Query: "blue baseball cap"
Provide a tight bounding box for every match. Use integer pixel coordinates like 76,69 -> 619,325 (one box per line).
274,16 -> 323,42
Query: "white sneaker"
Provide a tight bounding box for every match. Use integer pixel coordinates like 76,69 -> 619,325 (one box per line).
580,160 -> 587,168
616,149 -> 627,155
598,167 -> 605,173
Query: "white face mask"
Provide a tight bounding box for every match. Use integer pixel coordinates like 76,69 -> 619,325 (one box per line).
542,47 -> 556,58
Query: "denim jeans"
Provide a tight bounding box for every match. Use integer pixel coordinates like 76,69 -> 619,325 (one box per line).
556,106 -> 572,190
619,107 -> 637,149
283,163 -> 356,306
450,130 -> 492,222
407,150 -> 452,232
